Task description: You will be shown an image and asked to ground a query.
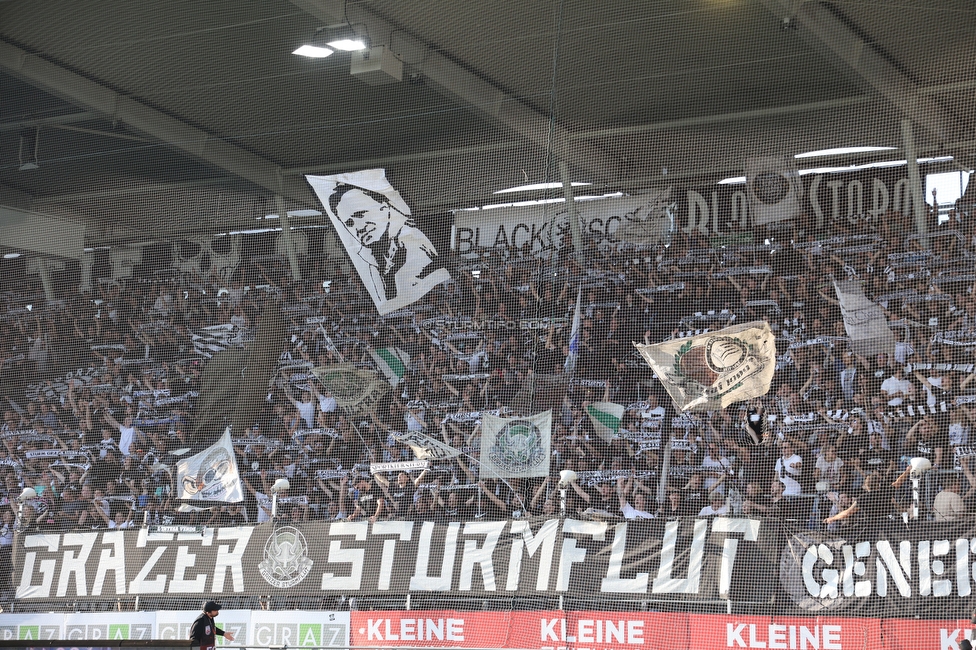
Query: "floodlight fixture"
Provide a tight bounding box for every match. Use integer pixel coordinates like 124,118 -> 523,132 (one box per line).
495,181 -> 591,194
293,43 -> 334,58
324,24 -> 368,51
794,146 -> 896,159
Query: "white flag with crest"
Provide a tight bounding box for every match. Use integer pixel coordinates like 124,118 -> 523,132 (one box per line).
479,410 -> 552,479
634,321 -> 776,412
745,156 -> 802,226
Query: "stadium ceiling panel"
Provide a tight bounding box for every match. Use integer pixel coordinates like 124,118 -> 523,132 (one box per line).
0,0 -> 971,246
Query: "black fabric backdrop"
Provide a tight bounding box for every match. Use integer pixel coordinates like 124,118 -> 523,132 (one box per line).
12,516 -> 976,618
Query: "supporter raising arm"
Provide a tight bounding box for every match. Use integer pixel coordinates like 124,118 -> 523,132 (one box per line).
823,465 -> 912,525
102,411 -> 143,457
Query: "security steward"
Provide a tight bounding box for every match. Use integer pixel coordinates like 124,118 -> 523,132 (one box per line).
189,600 -> 235,650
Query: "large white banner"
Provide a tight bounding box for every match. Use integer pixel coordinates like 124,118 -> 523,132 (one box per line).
63,612 -> 157,641
834,279 -> 895,358
452,190 -> 673,257
479,410 -> 552,479
634,321 -> 777,412
307,169 -> 451,315
176,427 -> 243,503
745,156 -> 802,226
0,610 -> 349,647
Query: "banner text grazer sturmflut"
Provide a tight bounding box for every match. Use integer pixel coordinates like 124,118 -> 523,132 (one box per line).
13,518 -> 976,618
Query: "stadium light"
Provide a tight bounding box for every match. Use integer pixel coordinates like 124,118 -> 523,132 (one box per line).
794,146 -> 896,158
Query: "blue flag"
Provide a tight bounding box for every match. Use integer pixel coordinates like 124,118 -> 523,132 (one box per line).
564,287 -> 582,375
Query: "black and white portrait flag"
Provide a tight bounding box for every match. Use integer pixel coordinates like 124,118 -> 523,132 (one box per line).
306,169 -> 451,316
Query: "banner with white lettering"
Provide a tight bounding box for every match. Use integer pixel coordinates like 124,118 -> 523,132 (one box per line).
779,521 -> 976,618
12,518 -> 776,602
452,191 -> 674,257
14,519 -> 976,618
452,168 -> 921,257
688,613 -> 879,650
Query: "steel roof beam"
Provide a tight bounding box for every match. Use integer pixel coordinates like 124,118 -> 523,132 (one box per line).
289,0 -> 623,181
0,205 -> 85,260
758,0 -> 967,149
0,40 -> 312,203
0,110 -> 99,133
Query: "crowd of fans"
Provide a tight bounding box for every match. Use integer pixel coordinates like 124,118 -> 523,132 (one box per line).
0,203 -> 975,565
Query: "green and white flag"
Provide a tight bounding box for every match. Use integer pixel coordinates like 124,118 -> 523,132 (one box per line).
369,346 -> 410,386
634,320 -> 776,412
479,410 -> 551,479
586,402 -> 625,442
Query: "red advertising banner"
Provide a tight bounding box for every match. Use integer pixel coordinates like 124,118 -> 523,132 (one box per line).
509,611 -> 688,650
688,614 -> 880,650
351,611 -> 976,650
351,611 -> 687,650
350,611 -> 513,647
882,618 -> 974,650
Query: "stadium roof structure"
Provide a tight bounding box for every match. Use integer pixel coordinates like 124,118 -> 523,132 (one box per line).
0,0 -> 973,251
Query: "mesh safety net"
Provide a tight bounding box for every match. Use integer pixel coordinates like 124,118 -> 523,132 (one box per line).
0,1 -> 975,649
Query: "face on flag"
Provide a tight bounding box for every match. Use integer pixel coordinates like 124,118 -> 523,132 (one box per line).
175,428 -> 243,503
306,169 -> 451,315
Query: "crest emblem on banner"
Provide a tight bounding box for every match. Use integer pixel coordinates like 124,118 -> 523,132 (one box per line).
258,526 -> 314,588
480,411 -> 552,478
745,156 -> 802,226
490,420 -> 547,473
634,321 -> 776,412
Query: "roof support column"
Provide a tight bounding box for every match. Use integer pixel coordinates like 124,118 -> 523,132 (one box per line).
901,119 -> 929,249
274,195 -> 303,282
